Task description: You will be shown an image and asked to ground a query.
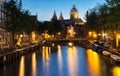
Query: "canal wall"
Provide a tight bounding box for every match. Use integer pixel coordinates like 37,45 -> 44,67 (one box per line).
0,39 -> 89,65
0,44 -> 42,65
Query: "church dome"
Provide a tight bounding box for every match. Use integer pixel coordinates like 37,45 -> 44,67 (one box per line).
70,5 -> 78,19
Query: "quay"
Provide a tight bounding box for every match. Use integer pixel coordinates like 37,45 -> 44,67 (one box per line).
0,44 -> 41,65
0,38 -> 87,65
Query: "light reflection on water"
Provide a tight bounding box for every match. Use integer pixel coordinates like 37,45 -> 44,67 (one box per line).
57,45 -> 63,76
86,49 -> 101,76
67,46 -> 78,76
40,44 -> 88,76
112,66 -> 120,76
42,46 -> 50,61
32,52 -> 37,76
1,43 -> 118,76
42,46 -> 51,76
19,56 -> 25,76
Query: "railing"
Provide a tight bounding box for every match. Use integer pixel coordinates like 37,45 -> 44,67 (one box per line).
0,44 -> 40,64
0,44 -> 38,57
45,38 -> 87,41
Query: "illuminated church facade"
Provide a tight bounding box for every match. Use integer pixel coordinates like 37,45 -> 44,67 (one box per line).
52,5 -> 85,38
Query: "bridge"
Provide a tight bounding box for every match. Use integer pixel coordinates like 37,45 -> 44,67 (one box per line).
44,38 -> 88,42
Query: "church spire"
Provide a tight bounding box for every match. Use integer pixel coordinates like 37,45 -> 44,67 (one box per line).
59,12 -> 64,20
52,10 -> 57,20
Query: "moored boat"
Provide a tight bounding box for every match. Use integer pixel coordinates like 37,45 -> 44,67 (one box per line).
102,51 -> 112,56
111,54 -> 120,64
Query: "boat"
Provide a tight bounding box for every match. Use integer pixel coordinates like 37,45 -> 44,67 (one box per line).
92,43 -> 102,52
102,51 -> 112,56
89,40 -> 103,52
111,54 -> 120,64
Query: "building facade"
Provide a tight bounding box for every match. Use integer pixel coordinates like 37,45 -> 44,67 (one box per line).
52,5 -> 85,38
0,0 -> 11,48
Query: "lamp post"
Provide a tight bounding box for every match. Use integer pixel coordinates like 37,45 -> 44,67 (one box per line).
116,26 -> 120,48
88,31 -> 92,39
116,33 -> 119,48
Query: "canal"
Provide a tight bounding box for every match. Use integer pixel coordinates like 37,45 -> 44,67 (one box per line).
0,42 -> 120,76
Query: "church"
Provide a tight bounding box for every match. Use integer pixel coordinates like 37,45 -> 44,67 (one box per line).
52,5 -> 85,38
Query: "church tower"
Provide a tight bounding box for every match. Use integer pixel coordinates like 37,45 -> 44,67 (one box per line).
59,12 -> 64,20
52,10 -> 57,20
70,5 -> 78,20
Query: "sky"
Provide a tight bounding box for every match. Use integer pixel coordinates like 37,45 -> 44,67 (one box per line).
22,0 -> 105,21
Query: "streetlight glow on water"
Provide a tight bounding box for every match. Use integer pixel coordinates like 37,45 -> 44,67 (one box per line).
86,49 -> 101,76
32,53 -> 37,76
0,43 -> 118,76
19,56 -> 25,76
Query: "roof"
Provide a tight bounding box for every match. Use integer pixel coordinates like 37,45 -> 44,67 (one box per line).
61,18 -> 84,26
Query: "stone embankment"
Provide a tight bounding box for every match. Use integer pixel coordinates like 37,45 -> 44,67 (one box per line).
0,44 -> 41,65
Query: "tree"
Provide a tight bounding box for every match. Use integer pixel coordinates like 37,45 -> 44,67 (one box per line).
4,0 -> 22,45
105,0 -> 120,48
18,10 -> 38,34
85,0 -> 120,47
48,20 -> 63,35
98,4 -> 109,28
106,0 -> 120,7
4,0 -> 38,46
37,21 -> 48,34
85,8 -> 100,33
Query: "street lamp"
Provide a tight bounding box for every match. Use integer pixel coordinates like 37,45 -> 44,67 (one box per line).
58,32 -> 61,35
20,34 -> 23,38
88,31 -> 92,38
116,33 -> 119,48
93,33 -> 97,38
118,34 -> 120,39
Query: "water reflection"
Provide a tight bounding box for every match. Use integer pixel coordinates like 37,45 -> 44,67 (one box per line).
67,46 -> 78,76
57,45 -> 63,75
19,56 -> 25,76
0,43 -> 118,76
112,66 -> 120,76
32,52 -> 37,76
86,49 -> 101,76
42,46 -> 51,61
42,46 -> 51,76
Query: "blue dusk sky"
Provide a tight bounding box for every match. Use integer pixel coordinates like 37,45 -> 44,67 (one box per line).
22,0 -> 106,21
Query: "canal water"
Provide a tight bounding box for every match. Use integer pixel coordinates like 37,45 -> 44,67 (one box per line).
0,42 -> 120,76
